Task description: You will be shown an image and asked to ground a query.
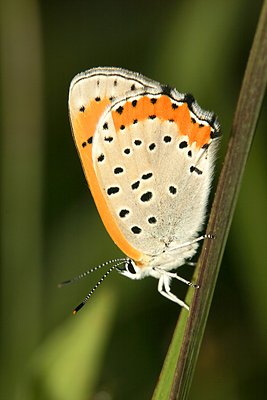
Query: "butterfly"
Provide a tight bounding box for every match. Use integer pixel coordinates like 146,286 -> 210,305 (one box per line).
61,67 -> 220,312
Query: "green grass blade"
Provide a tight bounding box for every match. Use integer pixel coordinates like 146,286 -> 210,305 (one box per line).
152,278 -> 197,400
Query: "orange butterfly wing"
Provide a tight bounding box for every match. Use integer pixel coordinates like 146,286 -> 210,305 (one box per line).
69,68 -> 159,264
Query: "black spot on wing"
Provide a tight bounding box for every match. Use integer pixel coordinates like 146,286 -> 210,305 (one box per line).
107,186 -> 120,195
97,154 -> 105,162
140,191 -> 152,202
190,166 -> 203,175
116,106 -> 124,114
179,141 -> 188,149
169,186 -> 177,195
142,172 -> 153,180
131,181 -> 140,190
131,226 -> 142,234
114,167 -> 124,175
119,209 -> 130,218
148,216 -> 157,224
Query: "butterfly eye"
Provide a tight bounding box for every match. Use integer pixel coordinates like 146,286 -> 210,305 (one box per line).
126,260 -> 137,275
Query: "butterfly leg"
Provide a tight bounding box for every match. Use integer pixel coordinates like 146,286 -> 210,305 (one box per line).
153,267 -> 199,288
157,273 -> 189,310
185,261 -> 197,266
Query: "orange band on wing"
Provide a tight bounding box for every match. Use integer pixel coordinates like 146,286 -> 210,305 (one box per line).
111,95 -> 212,148
70,99 -> 145,263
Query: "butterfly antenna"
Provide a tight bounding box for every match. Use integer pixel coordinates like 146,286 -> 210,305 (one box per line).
58,258 -> 126,287
73,260 -> 126,314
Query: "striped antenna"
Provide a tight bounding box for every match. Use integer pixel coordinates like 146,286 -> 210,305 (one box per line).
58,258 -> 126,287
58,258 -> 127,314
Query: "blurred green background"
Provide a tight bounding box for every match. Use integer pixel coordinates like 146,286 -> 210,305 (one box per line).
1,1 -> 266,399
